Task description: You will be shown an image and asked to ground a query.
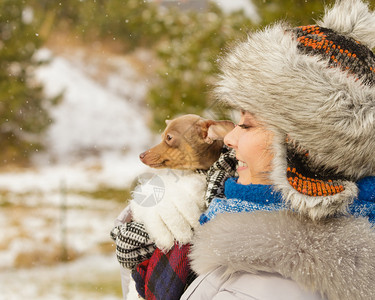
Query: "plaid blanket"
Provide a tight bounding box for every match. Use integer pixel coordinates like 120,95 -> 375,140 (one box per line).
132,243 -> 193,300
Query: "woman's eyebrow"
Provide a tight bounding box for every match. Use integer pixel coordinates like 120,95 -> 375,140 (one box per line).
243,114 -> 254,122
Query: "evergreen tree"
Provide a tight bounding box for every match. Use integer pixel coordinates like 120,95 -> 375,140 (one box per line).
33,0 -> 254,130
255,0 -> 375,27
0,0 -> 51,166
148,4 -> 254,130
32,0 -> 164,51
255,0 -> 333,26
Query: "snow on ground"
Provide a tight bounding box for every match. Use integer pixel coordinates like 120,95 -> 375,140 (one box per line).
0,195 -> 125,299
0,48 -> 156,193
35,48 -> 150,161
0,255 -> 121,300
0,47 -> 157,299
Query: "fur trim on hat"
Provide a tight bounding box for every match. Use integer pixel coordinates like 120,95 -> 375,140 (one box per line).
189,211 -> 375,300
318,0 -> 375,49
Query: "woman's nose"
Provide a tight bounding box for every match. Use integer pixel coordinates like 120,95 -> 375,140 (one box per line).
224,126 -> 238,149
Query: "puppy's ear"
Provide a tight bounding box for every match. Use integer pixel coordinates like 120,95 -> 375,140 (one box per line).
197,119 -> 235,144
206,120 -> 235,143
165,120 -> 171,126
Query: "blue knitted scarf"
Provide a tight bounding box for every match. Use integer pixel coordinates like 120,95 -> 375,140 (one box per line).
199,178 -> 284,224
350,176 -> 375,223
200,176 -> 375,225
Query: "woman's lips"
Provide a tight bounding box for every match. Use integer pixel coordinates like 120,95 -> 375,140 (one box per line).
237,160 -> 248,171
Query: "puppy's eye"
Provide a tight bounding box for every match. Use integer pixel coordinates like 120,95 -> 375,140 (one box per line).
166,134 -> 173,141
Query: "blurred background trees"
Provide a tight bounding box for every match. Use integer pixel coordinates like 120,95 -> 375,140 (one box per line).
257,0 -> 332,25
0,0 -> 51,166
5,0 -> 375,165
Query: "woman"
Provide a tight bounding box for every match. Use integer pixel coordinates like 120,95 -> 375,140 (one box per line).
182,1 -> 375,299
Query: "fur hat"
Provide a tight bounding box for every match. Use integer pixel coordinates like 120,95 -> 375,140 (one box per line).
215,0 -> 375,220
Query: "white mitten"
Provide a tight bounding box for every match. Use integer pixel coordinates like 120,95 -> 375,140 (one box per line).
130,169 -> 206,251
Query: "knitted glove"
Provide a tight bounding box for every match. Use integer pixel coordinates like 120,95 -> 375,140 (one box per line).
204,146 -> 237,206
130,169 -> 206,252
111,221 -> 157,270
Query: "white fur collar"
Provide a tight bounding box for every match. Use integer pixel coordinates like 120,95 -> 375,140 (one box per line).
189,211 -> 375,300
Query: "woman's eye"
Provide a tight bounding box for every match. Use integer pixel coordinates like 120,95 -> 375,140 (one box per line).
238,124 -> 252,129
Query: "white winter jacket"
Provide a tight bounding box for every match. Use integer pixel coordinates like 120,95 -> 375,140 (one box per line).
182,210 -> 375,300
182,266 -> 322,300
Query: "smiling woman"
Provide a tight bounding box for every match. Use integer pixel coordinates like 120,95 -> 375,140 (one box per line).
182,0 -> 375,299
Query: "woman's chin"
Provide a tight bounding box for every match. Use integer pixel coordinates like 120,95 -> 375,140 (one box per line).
237,171 -> 251,185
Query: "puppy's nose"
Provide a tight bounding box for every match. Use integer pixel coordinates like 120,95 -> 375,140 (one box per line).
139,151 -> 147,161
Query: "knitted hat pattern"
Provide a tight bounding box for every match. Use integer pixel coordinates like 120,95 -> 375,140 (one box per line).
292,25 -> 375,85
215,0 -> 375,220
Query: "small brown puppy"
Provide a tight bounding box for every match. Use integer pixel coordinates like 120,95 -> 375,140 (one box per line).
139,114 -> 234,170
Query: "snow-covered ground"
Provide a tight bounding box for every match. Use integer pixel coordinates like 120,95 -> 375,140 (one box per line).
0,46 -> 157,299
0,255 -> 122,300
0,48 -> 156,192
